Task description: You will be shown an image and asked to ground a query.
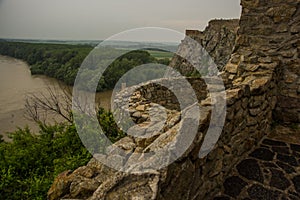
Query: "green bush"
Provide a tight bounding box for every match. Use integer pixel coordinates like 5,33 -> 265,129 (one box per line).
0,109 -> 124,200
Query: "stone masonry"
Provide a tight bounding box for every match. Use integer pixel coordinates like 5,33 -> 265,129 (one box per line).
215,125 -> 300,199
169,19 -> 239,75
48,0 -> 299,199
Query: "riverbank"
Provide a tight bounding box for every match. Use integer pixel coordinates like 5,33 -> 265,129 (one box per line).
0,55 -> 112,140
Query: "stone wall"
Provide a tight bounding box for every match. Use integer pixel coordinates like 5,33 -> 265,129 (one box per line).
222,0 -> 300,123
169,19 -> 239,75
47,77 -> 277,200
48,0 -> 300,199
114,77 -> 208,113
210,81 -> 279,196
274,2 -> 300,123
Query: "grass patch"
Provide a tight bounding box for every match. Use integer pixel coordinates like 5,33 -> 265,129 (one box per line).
147,50 -> 174,59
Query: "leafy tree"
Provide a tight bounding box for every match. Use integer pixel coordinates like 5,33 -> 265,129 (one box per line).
0,41 -> 169,92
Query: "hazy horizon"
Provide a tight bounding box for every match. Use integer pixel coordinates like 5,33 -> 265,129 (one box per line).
0,0 -> 241,42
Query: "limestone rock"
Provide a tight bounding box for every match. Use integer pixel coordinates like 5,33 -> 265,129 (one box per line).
47,170 -> 73,200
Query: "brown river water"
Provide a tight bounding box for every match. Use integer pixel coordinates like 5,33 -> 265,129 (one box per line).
0,55 -> 112,140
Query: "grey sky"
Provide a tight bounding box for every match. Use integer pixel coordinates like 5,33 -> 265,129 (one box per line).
0,0 -> 241,41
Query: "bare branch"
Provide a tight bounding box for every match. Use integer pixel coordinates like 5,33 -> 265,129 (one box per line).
24,82 -> 103,125
24,84 -> 73,124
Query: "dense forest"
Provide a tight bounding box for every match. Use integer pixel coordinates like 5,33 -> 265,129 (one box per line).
0,40 -> 171,91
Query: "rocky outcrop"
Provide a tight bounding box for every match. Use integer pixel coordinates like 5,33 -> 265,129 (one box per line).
48,0 -> 300,199
169,19 -> 239,76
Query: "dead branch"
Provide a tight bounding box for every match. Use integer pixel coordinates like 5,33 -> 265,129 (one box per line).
24,83 -> 101,124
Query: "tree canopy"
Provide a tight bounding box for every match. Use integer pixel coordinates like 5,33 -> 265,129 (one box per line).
0,41 -> 171,92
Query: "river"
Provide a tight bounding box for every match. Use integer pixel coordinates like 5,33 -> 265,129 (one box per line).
0,55 -> 112,140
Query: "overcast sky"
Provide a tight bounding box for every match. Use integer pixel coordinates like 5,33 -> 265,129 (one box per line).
0,0 -> 241,41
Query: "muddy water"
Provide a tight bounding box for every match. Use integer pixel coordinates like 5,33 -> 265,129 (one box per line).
0,55 -> 112,140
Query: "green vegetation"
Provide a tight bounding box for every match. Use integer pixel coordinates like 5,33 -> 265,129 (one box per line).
146,49 -> 173,66
0,41 -> 172,91
0,124 -> 90,200
0,41 -> 93,86
0,40 -> 173,199
0,109 -> 124,200
146,50 -> 174,59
